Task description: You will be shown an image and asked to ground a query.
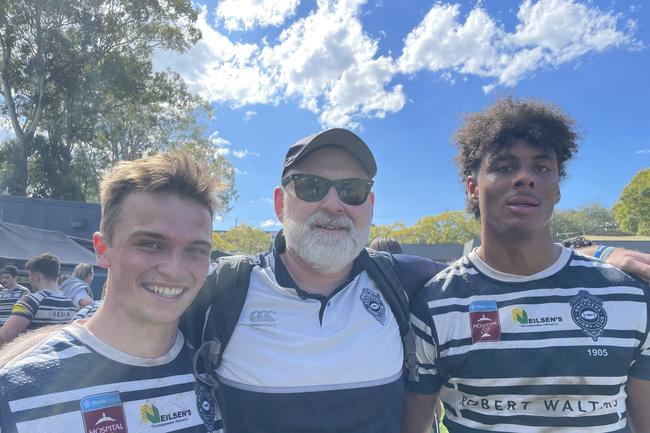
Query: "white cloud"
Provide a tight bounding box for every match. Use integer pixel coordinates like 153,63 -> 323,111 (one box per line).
233,149 -> 261,158
636,149 -> 650,154
208,130 -> 231,146
155,0 -> 403,128
260,197 -> 274,204
216,0 -> 300,31
398,0 -> 639,92
234,167 -> 248,175
155,0 -> 638,127
244,110 -> 258,121
154,6 -> 278,106
260,219 -> 282,228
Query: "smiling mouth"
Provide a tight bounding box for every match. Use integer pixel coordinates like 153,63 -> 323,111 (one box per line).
142,284 -> 185,298
314,224 -> 348,231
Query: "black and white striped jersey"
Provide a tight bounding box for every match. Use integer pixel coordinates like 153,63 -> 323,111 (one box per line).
409,246 -> 650,433
10,289 -> 76,329
0,322 -> 222,433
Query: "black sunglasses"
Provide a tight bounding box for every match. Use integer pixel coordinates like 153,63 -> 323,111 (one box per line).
282,173 -> 373,206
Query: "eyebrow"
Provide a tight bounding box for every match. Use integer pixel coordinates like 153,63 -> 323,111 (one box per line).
490,152 -> 557,162
129,231 -> 212,248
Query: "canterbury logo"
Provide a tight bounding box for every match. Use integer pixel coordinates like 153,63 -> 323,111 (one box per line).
249,310 -> 277,323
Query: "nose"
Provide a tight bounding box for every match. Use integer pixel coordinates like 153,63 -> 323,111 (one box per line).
157,249 -> 188,280
319,185 -> 345,213
513,167 -> 536,189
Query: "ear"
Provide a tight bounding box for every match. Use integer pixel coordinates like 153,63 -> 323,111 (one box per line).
555,189 -> 561,204
93,232 -> 110,269
466,175 -> 479,206
369,191 -> 375,206
273,187 -> 285,222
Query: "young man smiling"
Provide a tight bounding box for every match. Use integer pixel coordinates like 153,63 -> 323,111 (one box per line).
403,98 -> 650,433
0,153 -> 223,432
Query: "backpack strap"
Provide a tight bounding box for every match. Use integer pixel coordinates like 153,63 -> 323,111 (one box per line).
191,255 -> 257,387
365,249 -> 419,381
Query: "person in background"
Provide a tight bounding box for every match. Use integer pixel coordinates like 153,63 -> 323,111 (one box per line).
59,262 -> 95,309
0,266 -> 30,326
0,253 -> 76,345
369,236 -> 404,254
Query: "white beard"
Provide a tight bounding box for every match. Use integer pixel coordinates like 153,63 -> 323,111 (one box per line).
283,210 -> 370,274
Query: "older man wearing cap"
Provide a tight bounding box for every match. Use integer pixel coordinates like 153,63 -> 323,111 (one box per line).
182,128 -> 446,433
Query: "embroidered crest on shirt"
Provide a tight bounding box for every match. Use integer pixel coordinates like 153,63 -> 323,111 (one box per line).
360,288 -> 386,325
196,381 -> 218,432
570,290 -> 608,341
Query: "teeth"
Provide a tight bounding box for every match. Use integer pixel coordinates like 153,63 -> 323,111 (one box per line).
144,285 -> 184,298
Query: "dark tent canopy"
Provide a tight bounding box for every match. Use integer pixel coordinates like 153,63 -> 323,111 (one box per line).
0,221 -> 97,266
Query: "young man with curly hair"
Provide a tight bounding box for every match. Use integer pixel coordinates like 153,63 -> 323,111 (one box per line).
403,97 -> 650,433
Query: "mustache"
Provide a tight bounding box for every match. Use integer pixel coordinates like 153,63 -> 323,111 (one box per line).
307,211 -> 353,230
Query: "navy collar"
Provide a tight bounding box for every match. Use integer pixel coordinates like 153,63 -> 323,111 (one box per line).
272,230 -> 367,300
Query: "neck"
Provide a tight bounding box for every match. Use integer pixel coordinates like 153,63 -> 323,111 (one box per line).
84,300 -> 178,358
281,248 -> 354,297
479,228 -> 560,275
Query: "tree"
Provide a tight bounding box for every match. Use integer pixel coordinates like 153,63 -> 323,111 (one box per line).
0,0 -> 235,207
550,204 -> 622,241
613,169 -> 650,235
370,222 -> 406,241
371,211 -> 480,245
212,225 -> 273,255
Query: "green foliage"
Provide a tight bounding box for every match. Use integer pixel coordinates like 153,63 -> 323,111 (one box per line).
370,222 -> 406,241
613,169 -> 650,235
550,204 -> 623,240
0,0 -> 235,212
371,211 -> 480,245
212,225 -> 273,255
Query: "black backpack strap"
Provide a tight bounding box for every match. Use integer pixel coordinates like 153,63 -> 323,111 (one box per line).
191,255 -> 257,387
365,249 -> 419,381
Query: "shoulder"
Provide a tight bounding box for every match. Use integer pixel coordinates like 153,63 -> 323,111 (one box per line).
391,254 -> 446,287
568,250 -> 649,291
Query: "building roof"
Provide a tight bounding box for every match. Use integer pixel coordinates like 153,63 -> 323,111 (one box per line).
0,221 -> 97,265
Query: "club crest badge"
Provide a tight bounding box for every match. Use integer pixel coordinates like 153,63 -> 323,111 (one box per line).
195,381 -> 218,432
469,300 -> 501,343
80,392 -> 128,433
570,290 -> 607,341
360,288 -> 386,325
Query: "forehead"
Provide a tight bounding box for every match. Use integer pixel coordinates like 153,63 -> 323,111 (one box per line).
113,192 -> 212,240
485,140 -> 557,162
289,146 -> 369,179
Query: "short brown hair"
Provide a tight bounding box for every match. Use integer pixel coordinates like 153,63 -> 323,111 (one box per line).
0,265 -> 18,278
25,253 -> 60,281
73,263 -> 93,281
454,97 -> 579,218
99,152 -> 221,242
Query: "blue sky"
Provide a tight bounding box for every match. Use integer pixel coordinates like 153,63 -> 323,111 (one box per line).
154,0 -> 650,230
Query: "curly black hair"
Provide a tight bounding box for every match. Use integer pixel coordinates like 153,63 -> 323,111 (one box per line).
454,97 -> 580,218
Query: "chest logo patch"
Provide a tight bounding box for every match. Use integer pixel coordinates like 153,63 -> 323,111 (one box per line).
195,381 -> 218,431
360,288 -> 386,325
80,392 -> 128,433
570,290 -> 607,341
469,300 -> 501,343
